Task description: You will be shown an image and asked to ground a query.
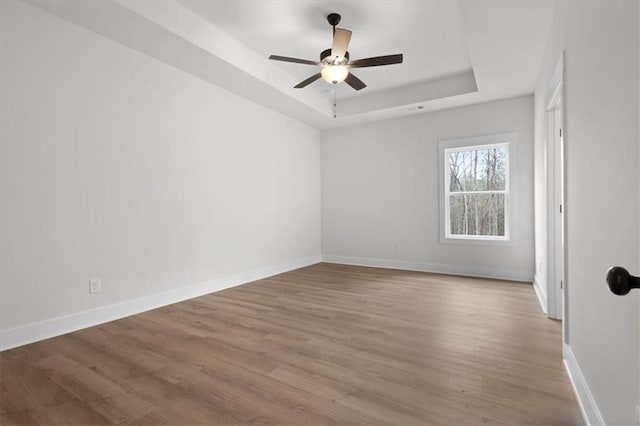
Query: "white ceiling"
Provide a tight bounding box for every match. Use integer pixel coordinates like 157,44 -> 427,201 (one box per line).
27,0 -> 557,129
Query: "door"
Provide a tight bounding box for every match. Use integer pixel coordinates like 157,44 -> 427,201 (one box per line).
553,105 -> 565,331
546,56 -> 564,323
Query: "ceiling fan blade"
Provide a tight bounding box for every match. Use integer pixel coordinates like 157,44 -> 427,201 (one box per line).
344,72 -> 366,91
269,55 -> 319,66
294,73 -> 322,88
331,28 -> 352,60
348,54 -> 403,68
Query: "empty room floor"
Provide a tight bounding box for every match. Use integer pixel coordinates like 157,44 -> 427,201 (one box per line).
0,263 -> 582,425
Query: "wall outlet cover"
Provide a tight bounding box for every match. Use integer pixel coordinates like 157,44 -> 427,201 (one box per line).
89,278 -> 101,294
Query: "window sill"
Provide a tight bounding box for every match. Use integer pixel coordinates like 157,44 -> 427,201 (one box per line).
440,236 -> 514,247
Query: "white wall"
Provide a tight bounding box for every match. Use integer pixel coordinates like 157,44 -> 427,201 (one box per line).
534,1 -> 639,423
322,96 -> 534,282
0,1 -> 321,347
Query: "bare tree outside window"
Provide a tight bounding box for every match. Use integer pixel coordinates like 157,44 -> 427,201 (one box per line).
445,144 -> 508,239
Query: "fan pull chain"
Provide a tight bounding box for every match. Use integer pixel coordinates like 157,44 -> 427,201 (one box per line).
333,90 -> 337,118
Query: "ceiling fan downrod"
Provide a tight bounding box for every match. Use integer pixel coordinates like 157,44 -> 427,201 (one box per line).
327,13 -> 341,35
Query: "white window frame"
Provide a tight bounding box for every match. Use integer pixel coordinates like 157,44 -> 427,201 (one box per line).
439,134 -> 514,244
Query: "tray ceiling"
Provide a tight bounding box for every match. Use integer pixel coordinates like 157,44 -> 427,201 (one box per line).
26,0 -> 556,128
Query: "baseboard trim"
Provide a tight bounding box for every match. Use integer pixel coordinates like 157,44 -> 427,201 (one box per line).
0,255 -> 322,352
532,274 -> 548,315
322,255 -> 532,282
563,343 -> 605,425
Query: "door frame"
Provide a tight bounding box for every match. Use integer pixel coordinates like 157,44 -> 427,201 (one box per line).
545,53 -> 567,342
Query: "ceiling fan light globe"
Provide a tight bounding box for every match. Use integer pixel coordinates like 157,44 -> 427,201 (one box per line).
321,65 -> 349,85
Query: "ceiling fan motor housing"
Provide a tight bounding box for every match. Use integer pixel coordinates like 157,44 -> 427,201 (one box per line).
320,49 -> 349,66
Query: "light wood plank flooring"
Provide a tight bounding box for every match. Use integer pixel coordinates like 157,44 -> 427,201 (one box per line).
1,263 -> 582,425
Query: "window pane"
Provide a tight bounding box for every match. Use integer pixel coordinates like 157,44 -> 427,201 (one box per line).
449,193 -> 505,236
448,147 -> 507,192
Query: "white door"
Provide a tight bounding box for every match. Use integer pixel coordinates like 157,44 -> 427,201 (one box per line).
553,106 -> 565,332
546,57 -> 564,323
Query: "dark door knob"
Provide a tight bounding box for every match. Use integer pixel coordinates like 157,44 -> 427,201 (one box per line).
606,266 -> 640,296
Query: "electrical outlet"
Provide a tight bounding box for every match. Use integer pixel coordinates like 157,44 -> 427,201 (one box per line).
393,245 -> 401,253
89,278 -> 101,294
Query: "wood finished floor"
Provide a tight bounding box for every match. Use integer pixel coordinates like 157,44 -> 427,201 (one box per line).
0,263 -> 582,425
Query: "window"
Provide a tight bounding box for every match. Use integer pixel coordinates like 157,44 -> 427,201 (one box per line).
441,136 -> 511,242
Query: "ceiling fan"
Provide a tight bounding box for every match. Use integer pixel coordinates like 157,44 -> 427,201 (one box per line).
269,13 -> 403,91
